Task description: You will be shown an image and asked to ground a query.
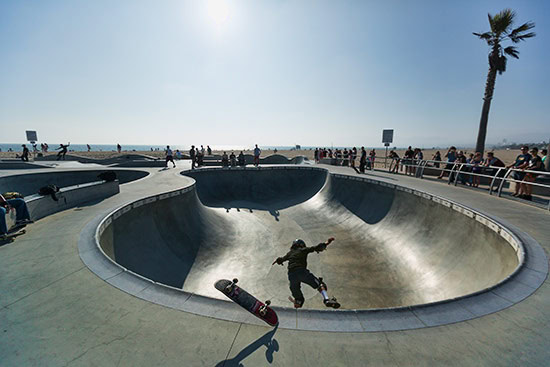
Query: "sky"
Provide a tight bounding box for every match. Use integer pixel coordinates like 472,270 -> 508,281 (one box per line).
1,0 -> 549,148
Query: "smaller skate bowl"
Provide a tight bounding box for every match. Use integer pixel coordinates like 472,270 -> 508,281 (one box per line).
97,167 -> 525,313
0,169 -> 149,196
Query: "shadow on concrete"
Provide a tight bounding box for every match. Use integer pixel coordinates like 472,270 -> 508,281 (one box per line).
215,325 -> 279,367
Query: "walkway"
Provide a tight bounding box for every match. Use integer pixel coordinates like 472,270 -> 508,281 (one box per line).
1,162 -> 548,366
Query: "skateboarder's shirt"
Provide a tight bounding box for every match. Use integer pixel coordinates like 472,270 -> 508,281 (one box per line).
279,243 -> 326,272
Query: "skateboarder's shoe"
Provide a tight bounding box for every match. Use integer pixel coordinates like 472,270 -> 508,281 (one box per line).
16,219 -> 33,225
323,297 -> 340,309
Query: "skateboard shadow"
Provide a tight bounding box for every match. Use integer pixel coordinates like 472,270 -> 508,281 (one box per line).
215,325 -> 279,367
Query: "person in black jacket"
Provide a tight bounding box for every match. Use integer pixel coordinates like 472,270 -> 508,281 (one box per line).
273,237 -> 340,309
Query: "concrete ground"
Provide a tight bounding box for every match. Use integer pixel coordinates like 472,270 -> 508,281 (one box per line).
1,162 -> 548,366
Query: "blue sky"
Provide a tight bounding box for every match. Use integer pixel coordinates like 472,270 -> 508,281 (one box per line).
1,0 -> 548,148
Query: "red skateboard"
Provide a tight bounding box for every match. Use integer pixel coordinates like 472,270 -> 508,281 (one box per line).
214,278 -> 278,327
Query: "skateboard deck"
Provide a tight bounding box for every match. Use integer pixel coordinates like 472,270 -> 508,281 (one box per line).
214,278 -> 278,326
1,229 -> 26,243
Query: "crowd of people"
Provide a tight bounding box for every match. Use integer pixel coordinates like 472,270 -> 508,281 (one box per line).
312,144 -> 548,201
391,145 -> 547,201
313,147 -> 378,173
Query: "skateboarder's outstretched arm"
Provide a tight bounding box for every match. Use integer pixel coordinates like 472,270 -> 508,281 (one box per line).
272,254 -> 290,266
313,237 -> 335,253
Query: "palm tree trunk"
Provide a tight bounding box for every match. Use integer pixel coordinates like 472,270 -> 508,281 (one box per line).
475,67 -> 498,155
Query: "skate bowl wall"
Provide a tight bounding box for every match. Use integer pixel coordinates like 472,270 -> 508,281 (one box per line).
96,166 -> 523,311
0,169 -> 149,196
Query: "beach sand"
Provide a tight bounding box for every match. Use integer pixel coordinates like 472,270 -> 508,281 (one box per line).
0,147 -> 532,166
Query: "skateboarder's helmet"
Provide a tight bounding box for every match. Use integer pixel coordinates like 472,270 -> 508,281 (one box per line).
291,239 -> 306,249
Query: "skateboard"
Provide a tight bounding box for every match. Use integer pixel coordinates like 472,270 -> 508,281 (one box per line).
1,229 -> 26,243
214,278 -> 278,327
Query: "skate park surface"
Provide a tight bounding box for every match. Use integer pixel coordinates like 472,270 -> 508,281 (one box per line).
1,161 -> 549,366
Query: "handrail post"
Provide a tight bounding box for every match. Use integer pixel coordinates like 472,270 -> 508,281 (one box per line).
489,167 -> 502,195
497,169 -> 512,197
454,164 -> 463,186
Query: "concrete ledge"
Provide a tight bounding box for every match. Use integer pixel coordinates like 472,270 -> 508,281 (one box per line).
0,169 -> 148,196
78,166 -> 548,332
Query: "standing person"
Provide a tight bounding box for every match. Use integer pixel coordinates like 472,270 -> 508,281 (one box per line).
200,145 -> 205,155
342,149 -> 349,166
165,145 -> 176,168
253,144 -> 261,167
1,193 -> 33,240
21,145 -> 30,162
56,143 -> 70,161
272,238 -> 340,309
368,149 -> 376,170
189,145 -> 196,169
506,146 -> 532,197
483,151 -> 506,189
87,144 -> 91,152
117,144 -> 122,153
438,146 -> 457,179
207,145 -> 212,155
350,147 -> 357,169
389,150 -> 400,173
314,148 -> 319,163
403,146 -> 414,174
519,147 -> 543,200
359,147 -> 367,173
432,151 -> 442,168
196,147 -> 203,167
229,151 -> 236,167
471,152 -> 483,187
541,149 -> 548,170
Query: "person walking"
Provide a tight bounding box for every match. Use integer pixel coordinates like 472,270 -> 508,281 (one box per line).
359,147 -> 367,173
189,145 -> 196,169
272,238 -> 340,309
165,145 -> 176,168
253,144 -> 261,167
21,145 -> 30,162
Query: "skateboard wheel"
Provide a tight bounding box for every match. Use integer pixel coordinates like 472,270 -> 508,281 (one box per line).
265,300 -> 271,306
232,278 -> 238,284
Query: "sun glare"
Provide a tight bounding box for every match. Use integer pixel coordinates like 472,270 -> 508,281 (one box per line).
206,0 -> 231,28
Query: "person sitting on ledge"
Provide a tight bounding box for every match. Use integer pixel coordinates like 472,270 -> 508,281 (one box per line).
221,152 -> 229,167
0,193 -> 33,240
238,151 -> 245,167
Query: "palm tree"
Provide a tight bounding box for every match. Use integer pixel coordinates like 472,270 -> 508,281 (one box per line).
473,9 -> 535,155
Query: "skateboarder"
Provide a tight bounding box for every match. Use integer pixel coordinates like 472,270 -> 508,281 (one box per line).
56,143 -> 70,160
272,238 -> 340,309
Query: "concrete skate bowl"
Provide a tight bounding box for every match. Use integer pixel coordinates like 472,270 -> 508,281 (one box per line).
96,167 -> 527,319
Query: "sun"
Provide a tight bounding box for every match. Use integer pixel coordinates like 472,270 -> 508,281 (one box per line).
206,0 -> 231,27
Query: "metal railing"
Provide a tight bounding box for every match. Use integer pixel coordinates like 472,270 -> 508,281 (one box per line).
321,155 -> 550,210
394,158 -> 550,210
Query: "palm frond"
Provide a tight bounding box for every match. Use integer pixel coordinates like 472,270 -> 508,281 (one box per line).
509,21 -> 536,42
504,46 -> 520,59
473,32 -> 492,40
490,9 -> 516,34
